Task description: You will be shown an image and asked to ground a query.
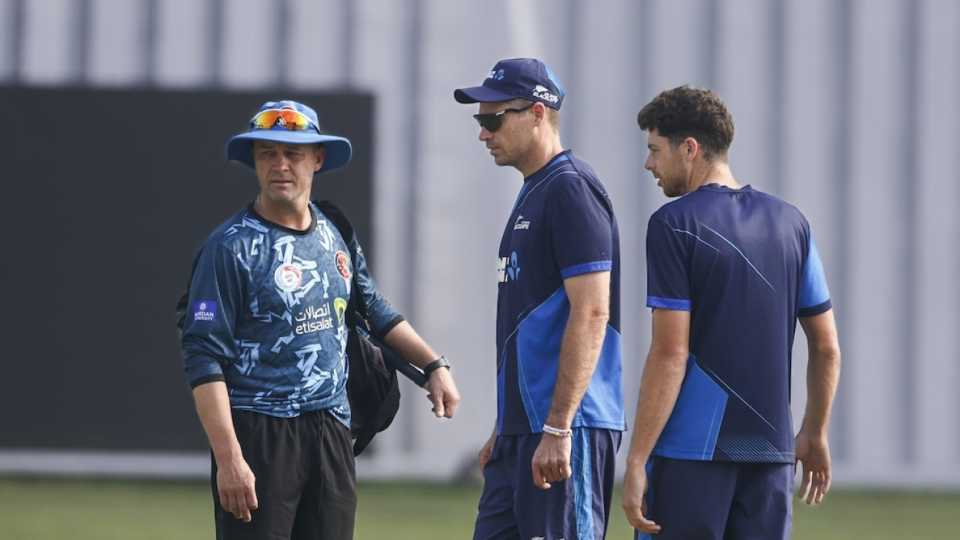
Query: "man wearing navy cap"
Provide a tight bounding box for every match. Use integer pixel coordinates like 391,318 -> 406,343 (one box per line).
456,59 -> 625,539
180,100 -> 460,540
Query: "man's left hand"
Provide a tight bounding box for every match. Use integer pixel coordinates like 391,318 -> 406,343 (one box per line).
425,367 -> 461,418
531,433 -> 572,489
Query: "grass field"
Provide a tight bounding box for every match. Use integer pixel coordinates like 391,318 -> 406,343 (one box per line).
1,478 -> 957,539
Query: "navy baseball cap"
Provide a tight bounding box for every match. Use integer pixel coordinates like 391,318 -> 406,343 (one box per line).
454,58 -> 565,110
226,100 -> 352,174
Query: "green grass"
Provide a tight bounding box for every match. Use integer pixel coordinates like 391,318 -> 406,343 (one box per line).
0,478 -> 956,539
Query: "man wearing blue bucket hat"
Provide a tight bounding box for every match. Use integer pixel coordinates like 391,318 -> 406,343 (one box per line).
179,100 -> 461,539
456,59 -> 625,539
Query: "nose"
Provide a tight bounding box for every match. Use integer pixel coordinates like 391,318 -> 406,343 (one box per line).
273,154 -> 291,171
644,156 -> 654,171
479,128 -> 493,142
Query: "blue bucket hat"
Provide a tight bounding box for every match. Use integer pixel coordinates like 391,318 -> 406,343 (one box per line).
226,100 -> 352,174
454,58 -> 565,110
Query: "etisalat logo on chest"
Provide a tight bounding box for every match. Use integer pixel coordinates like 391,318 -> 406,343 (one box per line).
294,298 -> 347,335
192,301 -> 217,322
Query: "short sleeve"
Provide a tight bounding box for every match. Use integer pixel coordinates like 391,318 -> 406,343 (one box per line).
646,215 -> 692,311
350,234 -> 405,338
180,242 -> 244,387
798,230 -> 832,317
548,176 -> 614,279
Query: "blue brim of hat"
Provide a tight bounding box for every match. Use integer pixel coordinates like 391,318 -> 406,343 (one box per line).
226,130 -> 352,174
454,86 -> 517,104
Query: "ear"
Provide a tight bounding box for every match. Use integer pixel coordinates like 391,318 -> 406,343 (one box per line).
682,137 -> 700,161
532,102 -> 547,125
314,145 -> 327,172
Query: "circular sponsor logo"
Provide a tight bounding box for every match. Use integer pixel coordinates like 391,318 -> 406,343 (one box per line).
335,251 -> 352,280
274,263 -> 303,292
199,302 -> 207,310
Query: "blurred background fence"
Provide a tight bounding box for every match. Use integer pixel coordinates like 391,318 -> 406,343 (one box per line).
1,0 -> 958,489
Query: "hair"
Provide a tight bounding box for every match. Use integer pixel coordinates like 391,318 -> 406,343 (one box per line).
508,98 -> 559,130
636,86 -> 734,160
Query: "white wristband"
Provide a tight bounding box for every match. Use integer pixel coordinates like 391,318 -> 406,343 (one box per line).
542,424 -> 572,438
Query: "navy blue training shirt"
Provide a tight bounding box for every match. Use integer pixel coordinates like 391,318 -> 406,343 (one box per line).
180,202 -> 403,425
646,184 -> 831,463
496,150 -> 625,435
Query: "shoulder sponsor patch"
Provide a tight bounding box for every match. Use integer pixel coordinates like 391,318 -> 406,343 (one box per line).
193,300 -> 217,322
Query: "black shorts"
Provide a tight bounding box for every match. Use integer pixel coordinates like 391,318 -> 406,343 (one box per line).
212,409 -> 356,540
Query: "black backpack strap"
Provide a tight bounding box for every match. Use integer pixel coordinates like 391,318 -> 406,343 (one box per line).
314,200 -> 369,327
313,200 -> 427,388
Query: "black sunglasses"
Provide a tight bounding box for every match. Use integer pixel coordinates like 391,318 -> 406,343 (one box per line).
473,103 -> 534,132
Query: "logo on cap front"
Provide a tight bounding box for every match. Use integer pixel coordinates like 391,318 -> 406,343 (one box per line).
487,69 -> 505,81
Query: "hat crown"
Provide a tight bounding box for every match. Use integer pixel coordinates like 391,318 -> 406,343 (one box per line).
226,99 -> 353,174
476,58 -> 565,110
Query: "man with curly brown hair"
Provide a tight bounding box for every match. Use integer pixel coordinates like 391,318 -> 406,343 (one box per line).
622,86 -> 841,540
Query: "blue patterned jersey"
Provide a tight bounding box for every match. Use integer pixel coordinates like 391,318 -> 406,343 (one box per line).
646,184 -> 832,463
180,203 -> 403,425
496,150 -> 625,435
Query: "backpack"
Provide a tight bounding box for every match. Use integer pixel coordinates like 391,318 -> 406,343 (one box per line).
314,200 -> 426,456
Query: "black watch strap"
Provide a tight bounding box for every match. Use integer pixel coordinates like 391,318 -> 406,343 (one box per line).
422,355 -> 450,378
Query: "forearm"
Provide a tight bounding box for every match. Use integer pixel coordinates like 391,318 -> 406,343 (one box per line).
382,320 -> 439,369
801,345 -> 841,435
545,309 -> 609,428
626,351 -> 688,466
192,381 -> 243,463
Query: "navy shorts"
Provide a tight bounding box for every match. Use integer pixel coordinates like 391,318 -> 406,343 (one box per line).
474,428 -> 621,540
635,457 -> 793,540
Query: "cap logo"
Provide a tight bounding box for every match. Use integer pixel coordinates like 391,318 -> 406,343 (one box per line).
532,85 -> 559,104
487,69 -> 505,81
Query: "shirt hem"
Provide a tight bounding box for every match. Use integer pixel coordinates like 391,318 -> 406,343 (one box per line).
559,260 -> 613,279
647,296 -> 692,311
798,299 -> 832,318
653,448 -> 795,463
189,373 -> 226,388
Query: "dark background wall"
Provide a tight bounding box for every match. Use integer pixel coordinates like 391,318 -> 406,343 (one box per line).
0,87 -> 373,451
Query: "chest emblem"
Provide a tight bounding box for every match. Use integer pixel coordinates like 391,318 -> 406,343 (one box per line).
335,250 -> 352,280
513,214 -> 531,230
497,251 -> 521,283
274,263 -> 303,292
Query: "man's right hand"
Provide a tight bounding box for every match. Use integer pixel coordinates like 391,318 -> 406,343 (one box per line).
795,429 -> 831,505
622,461 -> 661,533
478,431 -> 496,469
217,456 -> 258,522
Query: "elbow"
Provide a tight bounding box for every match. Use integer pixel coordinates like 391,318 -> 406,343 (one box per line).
811,341 -> 841,360
575,304 -> 609,325
647,346 -> 689,372
811,342 -> 842,370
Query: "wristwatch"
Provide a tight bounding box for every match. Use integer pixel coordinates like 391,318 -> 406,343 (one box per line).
423,355 -> 450,378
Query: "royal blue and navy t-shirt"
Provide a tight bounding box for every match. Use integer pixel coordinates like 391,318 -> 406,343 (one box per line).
496,150 -> 625,435
180,202 -> 403,426
646,184 -> 832,463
